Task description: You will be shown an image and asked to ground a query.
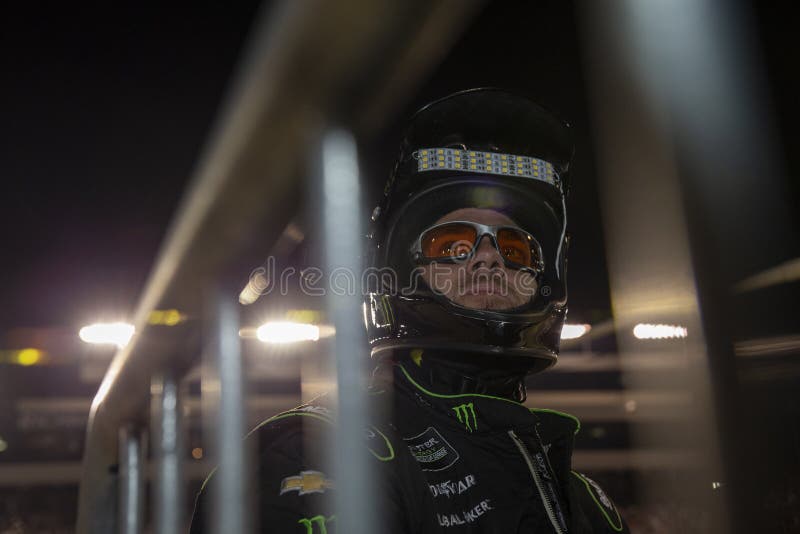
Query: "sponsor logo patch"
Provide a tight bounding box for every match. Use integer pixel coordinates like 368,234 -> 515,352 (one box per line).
429,474 -> 477,498
404,426 -> 460,472
452,402 -> 477,432
436,499 -> 493,527
280,470 -> 334,496
297,514 -> 335,534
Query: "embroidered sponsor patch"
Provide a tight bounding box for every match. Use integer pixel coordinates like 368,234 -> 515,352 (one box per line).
429,474 -> 477,498
404,427 -> 460,472
280,470 -> 334,496
436,498 -> 493,527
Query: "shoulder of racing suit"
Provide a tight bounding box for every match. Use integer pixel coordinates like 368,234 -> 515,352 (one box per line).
189,394 -> 427,534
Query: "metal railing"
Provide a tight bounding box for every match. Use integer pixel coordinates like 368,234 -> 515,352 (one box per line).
73,2 -> 790,533
76,2 -> 482,533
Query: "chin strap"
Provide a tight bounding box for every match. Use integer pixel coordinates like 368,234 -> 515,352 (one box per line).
403,349 -> 529,402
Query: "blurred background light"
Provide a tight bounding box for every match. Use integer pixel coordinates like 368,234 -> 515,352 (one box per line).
148,309 -> 185,326
79,322 -> 135,348
0,348 -> 47,366
561,323 -> 592,340
256,321 -> 320,343
239,270 -> 269,305
191,447 -> 203,460
16,348 -> 43,366
633,323 -> 688,340
0,437 -> 7,453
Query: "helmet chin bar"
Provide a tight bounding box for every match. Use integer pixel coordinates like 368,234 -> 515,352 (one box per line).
364,292 -> 565,376
371,339 -> 558,374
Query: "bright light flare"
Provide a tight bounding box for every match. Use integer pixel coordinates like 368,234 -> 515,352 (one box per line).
633,323 -> 688,339
256,322 -> 320,344
561,323 -> 591,340
79,322 -> 135,348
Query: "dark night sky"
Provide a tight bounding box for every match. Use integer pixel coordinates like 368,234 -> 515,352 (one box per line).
0,2 -> 796,336
0,4 -> 262,330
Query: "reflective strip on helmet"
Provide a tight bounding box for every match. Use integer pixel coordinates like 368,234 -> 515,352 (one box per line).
414,147 -> 559,187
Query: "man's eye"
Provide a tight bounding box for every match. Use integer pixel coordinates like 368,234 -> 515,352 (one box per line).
440,241 -> 470,257
503,247 -> 524,261
450,242 -> 472,257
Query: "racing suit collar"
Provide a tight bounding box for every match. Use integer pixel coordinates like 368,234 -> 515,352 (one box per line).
394,349 -> 529,401
388,359 -> 537,434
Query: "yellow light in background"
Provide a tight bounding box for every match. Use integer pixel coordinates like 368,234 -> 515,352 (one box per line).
256,322 -> 320,344
633,323 -> 688,340
285,309 -> 323,324
16,348 -> 42,366
191,447 -> 203,460
148,309 -> 185,326
0,348 -> 46,366
79,322 -> 135,348
560,324 -> 591,340
0,437 -> 7,453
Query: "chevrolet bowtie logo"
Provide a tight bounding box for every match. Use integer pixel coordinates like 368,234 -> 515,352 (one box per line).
280,470 -> 334,496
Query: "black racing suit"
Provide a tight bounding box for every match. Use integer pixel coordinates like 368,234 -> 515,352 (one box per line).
190,359 -> 629,533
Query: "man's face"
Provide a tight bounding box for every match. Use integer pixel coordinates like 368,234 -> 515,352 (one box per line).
420,208 -> 538,311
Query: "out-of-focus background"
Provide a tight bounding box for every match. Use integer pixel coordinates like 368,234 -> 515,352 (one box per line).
1,1 -> 798,533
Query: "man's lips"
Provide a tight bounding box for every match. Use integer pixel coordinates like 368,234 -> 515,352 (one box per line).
468,282 -> 505,294
454,269 -> 508,294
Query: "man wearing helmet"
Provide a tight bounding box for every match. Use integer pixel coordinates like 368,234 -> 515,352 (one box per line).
191,89 -> 629,533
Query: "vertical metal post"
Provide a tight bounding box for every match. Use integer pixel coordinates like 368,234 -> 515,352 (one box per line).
205,289 -> 251,534
320,129 -> 376,534
152,373 -> 184,534
581,1 -> 793,531
118,425 -> 144,534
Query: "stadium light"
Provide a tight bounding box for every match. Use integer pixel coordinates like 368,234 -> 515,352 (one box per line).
79,322 -> 136,348
256,321 -> 320,343
633,323 -> 688,339
561,323 -> 591,340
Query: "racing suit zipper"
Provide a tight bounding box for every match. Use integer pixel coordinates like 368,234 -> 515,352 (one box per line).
508,430 -> 567,534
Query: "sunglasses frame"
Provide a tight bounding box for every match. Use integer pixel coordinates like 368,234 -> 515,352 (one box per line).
409,220 -> 545,275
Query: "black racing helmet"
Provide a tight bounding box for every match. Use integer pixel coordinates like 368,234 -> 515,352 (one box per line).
364,88 -> 573,374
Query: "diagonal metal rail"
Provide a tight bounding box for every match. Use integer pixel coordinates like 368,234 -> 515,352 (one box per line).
76,1 -> 483,533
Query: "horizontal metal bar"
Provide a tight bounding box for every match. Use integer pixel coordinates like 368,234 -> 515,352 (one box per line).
0,461 -> 213,486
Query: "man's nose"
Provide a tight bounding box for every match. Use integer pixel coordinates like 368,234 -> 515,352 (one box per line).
470,235 -> 502,269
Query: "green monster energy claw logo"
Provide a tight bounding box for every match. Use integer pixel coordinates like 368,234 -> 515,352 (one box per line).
452,402 -> 477,432
297,514 -> 335,534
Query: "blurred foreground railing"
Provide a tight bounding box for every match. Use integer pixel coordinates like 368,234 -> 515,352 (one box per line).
581,1 -> 797,532
76,2 -> 482,533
